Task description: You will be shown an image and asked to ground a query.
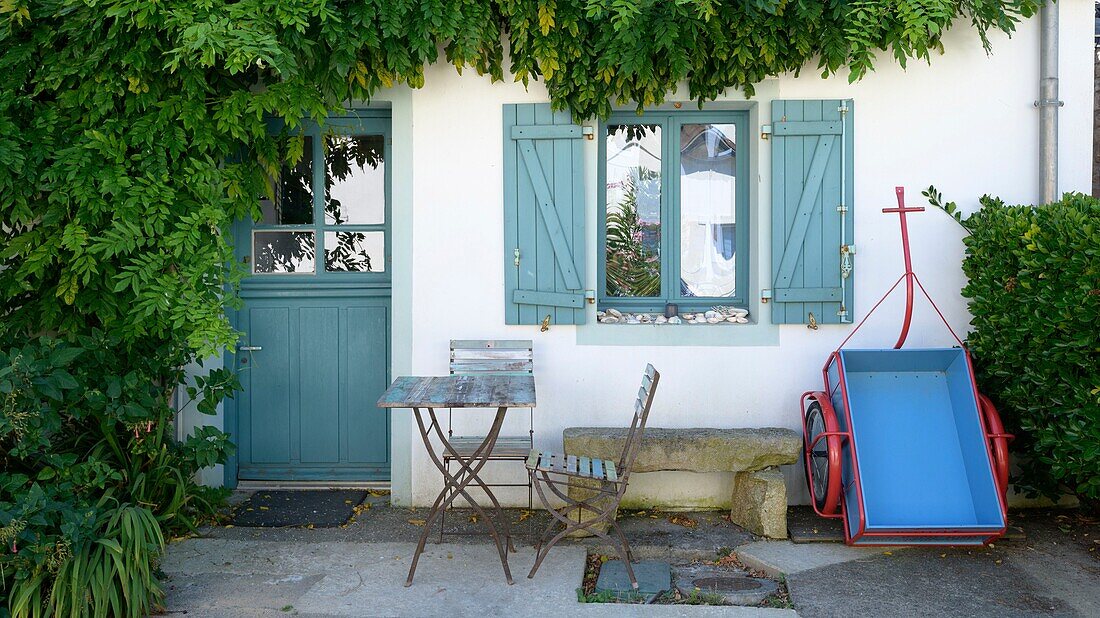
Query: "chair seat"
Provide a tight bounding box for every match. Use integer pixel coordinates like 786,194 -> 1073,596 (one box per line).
443,435 -> 533,459
525,450 -> 619,482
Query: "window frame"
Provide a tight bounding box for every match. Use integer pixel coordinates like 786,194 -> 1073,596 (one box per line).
247,113 -> 392,282
597,110 -> 750,313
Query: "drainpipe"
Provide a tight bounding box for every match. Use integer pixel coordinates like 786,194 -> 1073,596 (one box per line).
1037,0 -> 1061,204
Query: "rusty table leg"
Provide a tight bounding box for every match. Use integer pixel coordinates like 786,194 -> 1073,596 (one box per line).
405,407 -> 513,586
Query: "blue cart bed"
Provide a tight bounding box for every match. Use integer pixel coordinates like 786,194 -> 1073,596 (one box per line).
818,348 -> 1007,545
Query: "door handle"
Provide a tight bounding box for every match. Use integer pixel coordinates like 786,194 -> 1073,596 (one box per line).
239,346 -> 262,351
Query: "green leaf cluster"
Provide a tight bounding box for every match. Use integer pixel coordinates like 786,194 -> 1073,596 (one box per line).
942,192 -> 1099,510
1,335 -> 237,617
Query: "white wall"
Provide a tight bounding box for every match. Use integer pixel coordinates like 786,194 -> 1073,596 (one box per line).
181,1 -> 1094,506
399,1 -> 1094,506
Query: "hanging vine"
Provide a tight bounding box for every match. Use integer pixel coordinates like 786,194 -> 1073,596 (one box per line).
0,0 -> 1039,350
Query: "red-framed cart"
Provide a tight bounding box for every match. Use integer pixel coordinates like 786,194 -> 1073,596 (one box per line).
801,187 -> 1013,546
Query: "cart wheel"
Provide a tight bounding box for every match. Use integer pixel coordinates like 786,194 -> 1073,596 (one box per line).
803,395 -> 842,516
978,393 -> 1011,497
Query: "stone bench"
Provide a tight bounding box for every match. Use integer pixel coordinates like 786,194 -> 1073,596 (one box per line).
563,427 -> 801,538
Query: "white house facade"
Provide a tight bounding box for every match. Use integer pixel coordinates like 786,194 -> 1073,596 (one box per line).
180,1 -> 1095,508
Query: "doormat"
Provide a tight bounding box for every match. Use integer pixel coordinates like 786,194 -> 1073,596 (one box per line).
232,490 -> 368,528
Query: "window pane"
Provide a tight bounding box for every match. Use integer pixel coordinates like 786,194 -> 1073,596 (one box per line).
259,136 -> 314,225
324,134 -> 385,224
679,123 -> 737,298
253,231 -> 315,273
604,124 -> 662,297
325,231 -> 385,272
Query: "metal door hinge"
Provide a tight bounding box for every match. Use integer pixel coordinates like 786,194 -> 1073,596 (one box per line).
761,289 -> 773,303
838,102 -> 850,115
836,204 -> 848,213
837,306 -> 849,319
761,125 -> 772,140
514,248 -> 520,267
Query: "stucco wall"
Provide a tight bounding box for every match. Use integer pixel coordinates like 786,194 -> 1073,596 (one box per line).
182,1 -> 1095,508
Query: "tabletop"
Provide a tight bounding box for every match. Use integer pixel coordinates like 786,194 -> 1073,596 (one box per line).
376,375 -> 536,409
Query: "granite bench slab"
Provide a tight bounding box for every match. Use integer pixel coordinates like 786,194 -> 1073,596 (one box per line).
562,426 -> 801,539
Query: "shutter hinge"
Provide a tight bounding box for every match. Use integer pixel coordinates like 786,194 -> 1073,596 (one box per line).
761,125 -> 772,141
838,102 -> 850,115
840,244 -> 855,279
836,204 -> 848,213
837,306 -> 849,319
514,248 -> 520,267
761,289 -> 773,303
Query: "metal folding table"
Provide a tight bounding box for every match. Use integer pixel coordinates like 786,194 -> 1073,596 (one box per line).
377,374 -> 536,586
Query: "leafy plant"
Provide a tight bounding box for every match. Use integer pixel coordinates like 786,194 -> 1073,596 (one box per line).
0,335 -> 236,617
6,502 -> 165,618
927,189 -> 1100,510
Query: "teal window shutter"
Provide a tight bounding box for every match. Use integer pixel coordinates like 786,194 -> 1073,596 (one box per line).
769,100 -> 854,325
503,103 -> 587,325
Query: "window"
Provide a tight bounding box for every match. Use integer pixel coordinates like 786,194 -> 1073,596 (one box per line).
252,119 -> 389,276
599,111 -> 749,311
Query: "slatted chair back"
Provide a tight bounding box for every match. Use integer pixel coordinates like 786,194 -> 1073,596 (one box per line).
616,364 -> 660,484
449,340 -> 534,376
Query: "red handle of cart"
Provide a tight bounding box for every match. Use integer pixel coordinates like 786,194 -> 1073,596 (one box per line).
835,186 -> 963,353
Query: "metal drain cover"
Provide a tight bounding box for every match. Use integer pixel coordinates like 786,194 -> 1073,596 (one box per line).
672,564 -> 780,606
691,576 -> 763,592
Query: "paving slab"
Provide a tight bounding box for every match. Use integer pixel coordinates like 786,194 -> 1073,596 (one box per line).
782,510 -> 1100,618
595,559 -> 671,597
786,547 -> 1076,618
163,538 -> 793,617
734,539 -> 880,577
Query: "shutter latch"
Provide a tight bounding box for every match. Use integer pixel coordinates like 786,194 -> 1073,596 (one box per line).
840,244 -> 855,279
761,125 -> 772,141
585,290 -> 596,305
761,289 -> 773,304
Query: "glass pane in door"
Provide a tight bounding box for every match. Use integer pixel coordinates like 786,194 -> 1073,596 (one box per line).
679,123 -> 736,298
604,124 -> 662,297
253,231 -> 316,273
325,231 -> 385,272
259,136 -> 314,225
324,134 -> 386,225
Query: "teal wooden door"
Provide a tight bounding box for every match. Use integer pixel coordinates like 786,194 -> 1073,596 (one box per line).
230,111 -> 391,482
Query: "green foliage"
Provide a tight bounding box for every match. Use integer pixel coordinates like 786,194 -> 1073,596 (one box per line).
0,335 -> 237,616
605,168 -> 661,297
6,502 -> 165,618
931,191 -> 1100,509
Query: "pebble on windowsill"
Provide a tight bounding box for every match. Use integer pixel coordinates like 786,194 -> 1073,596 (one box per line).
596,307 -> 750,325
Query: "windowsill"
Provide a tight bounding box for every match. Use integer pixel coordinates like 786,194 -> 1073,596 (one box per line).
576,308 -> 779,347
596,308 -> 749,325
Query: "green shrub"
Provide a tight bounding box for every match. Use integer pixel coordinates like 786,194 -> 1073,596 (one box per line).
929,190 -> 1100,509
0,334 -> 237,617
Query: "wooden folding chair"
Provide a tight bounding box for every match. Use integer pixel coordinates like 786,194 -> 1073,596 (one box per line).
525,364 -> 660,589
440,340 -> 534,541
